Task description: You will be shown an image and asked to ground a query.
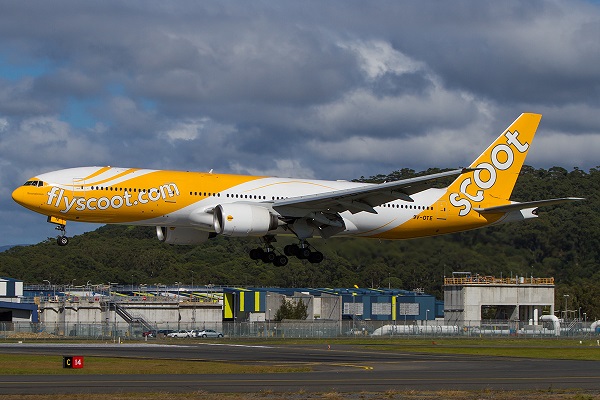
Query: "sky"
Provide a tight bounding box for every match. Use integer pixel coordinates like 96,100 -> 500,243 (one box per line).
1,1 -> 599,245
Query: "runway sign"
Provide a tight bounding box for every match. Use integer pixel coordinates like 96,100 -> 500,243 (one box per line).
63,356 -> 84,369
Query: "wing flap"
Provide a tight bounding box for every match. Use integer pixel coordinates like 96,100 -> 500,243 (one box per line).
273,168 -> 470,217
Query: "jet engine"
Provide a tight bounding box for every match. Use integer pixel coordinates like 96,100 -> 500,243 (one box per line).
213,203 -> 279,237
156,226 -> 214,245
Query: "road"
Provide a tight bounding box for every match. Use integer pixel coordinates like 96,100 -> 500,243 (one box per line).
0,342 -> 598,394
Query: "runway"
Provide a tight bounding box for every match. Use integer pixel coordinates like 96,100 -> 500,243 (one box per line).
0,342 -> 598,394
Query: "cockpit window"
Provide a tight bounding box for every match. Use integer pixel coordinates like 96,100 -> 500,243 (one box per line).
23,180 -> 44,187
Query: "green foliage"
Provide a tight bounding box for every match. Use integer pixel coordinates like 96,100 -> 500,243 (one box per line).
274,298 -> 308,321
0,166 -> 598,319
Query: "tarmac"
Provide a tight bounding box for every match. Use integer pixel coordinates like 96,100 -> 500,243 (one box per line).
0,342 -> 598,394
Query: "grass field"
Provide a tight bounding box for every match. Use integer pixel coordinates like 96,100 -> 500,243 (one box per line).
0,352 -> 309,375
356,337 -> 600,360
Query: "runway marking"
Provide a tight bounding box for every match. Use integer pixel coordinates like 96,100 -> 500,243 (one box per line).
1,375 -> 599,386
233,358 -> 374,371
194,343 -> 274,349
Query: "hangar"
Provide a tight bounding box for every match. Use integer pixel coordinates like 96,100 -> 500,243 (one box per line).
0,277 -> 38,326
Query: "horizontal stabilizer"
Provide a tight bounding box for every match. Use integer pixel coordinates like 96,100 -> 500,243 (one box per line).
474,197 -> 585,214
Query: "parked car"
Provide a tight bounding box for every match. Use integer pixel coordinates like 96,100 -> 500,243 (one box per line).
142,330 -> 157,337
194,329 -> 223,338
167,329 -> 193,338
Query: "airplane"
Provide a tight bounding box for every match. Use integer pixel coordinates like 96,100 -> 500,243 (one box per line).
12,113 -> 583,266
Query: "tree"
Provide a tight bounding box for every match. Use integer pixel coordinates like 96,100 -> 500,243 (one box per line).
274,298 -> 308,321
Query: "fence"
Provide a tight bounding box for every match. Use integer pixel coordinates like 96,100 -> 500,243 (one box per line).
1,319 -> 598,340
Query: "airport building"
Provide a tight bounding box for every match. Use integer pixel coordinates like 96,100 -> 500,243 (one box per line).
0,277 -> 38,325
2,272 -> 596,338
443,273 -> 556,331
23,285 -> 439,335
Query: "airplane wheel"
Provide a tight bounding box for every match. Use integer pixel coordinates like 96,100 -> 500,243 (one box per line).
284,244 -> 299,256
249,248 -> 264,260
57,236 -> 69,246
262,252 -> 276,263
273,255 -> 288,267
308,251 -> 324,264
297,248 -> 311,260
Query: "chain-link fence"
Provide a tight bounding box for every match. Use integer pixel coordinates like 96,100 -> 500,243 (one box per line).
1,319 -> 598,340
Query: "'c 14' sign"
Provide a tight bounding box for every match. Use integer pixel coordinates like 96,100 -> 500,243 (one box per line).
63,356 -> 84,369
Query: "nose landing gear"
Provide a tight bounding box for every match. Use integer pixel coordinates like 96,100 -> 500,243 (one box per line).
54,223 -> 69,246
47,216 -> 69,246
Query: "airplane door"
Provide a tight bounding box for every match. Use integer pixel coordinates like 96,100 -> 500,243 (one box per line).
436,201 -> 447,220
72,178 -> 86,198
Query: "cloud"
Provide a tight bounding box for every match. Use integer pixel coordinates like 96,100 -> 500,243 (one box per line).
0,0 -> 599,244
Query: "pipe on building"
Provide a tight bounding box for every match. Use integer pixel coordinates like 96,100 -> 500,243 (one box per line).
540,314 -> 560,336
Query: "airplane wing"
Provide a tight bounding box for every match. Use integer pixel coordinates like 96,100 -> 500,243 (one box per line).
272,168 -> 470,217
474,197 -> 585,214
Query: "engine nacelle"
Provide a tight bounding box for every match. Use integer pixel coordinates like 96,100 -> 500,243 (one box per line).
156,226 -> 214,245
213,203 -> 279,237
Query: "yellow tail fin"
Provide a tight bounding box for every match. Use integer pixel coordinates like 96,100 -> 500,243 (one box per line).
447,113 -> 541,216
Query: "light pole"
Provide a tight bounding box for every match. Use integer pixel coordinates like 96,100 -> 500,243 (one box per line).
564,294 -> 569,321
426,309 -> 430,330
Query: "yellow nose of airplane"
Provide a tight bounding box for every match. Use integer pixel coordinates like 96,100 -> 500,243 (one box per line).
11,185 -> 41,211
11,186 -> 26,206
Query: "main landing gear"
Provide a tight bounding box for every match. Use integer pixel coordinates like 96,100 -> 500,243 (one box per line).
249,237 -> 324,266
249,236 -> 289,266
283,242 -> 324,264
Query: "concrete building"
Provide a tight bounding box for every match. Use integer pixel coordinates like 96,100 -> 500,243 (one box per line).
443,273 -> 555,327
38,294 -> 222,336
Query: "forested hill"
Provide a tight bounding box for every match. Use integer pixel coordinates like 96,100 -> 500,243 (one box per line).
1,166 -> 599,317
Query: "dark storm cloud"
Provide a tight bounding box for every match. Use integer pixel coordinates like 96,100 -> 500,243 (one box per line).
0,0 -> 599,244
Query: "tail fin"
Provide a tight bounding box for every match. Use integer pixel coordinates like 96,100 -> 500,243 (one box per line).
447,113 -> 541,216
